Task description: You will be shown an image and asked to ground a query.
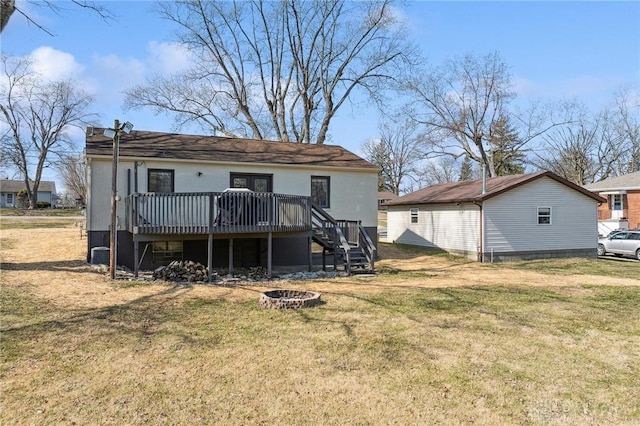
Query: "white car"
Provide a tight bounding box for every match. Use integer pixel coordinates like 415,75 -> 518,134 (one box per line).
597,230 -> 640,261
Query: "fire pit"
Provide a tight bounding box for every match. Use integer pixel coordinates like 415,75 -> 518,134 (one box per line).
259,289 -> 321,309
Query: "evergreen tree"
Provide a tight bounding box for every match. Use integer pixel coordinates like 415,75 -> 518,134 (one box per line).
459,155 -> 474,181
488,117 -> 526,176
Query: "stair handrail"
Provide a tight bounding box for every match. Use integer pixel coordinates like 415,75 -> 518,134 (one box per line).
311,202 -> 337,225
358,222 -> 376,270
312,203 -> 352,273
334,225 -> 351,274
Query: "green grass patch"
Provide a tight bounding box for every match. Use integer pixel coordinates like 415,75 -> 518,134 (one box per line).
0,219 -> 81,230
503,257 -> 639,279
0,208 -> 84,217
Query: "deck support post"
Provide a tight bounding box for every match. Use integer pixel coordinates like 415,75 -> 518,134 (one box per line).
207,233 -> 213,282
308,236 -> 312,272
228,238 -> 234,275
267,232 -> 272,278
208,194 -> 214,282
133,239 -> 139,278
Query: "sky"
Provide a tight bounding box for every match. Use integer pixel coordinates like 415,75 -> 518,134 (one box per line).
1,0 -> 639,192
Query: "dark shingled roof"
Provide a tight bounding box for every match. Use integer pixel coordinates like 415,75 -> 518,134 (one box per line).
383,171 -> 606,206
85,128 -> 378,170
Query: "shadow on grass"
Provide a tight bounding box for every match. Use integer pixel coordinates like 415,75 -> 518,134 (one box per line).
1,260 -> 93,272
0,285 -> 214,361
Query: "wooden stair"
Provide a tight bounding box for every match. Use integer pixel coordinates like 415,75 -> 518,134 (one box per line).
311,203 -> 376,275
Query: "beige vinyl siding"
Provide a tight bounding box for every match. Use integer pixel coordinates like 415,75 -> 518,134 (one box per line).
483,177 -> 598,252
387,204 -> 479,255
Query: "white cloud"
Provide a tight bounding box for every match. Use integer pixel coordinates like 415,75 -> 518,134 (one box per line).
147,41 -> 192,74
28,46 -> 84,81
86,53 -> 146,104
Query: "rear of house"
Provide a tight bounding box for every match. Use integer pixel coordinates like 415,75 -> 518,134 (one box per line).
85,129 -> 379,274
385,171 -> 605,262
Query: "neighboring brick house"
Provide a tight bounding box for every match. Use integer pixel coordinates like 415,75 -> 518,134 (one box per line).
0,179 -> 57,208
584,171 -> 640,236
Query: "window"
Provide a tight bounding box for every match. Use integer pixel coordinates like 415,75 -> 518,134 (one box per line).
152,241 -> 183,262
229,173 -> 272,192
148,169 -> 174,193
6,193 -> 13,205
311,176 -> 330,208
611,232 -> 628,240
611,194 -> 624,211
537,206 -> 551,225
410,208 -> 419,224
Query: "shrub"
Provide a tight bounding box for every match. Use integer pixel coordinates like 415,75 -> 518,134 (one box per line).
36,201 -> 51,209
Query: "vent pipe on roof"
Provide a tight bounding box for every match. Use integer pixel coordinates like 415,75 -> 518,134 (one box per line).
482,163 -> 486,194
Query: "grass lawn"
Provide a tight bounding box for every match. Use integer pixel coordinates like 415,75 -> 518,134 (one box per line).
0,207 -> 84,217
1,227 -> 639,425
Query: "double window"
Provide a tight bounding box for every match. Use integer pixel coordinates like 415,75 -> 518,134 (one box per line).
148,169 -> 174,193
311,176 -> 330,208
230,173 -> 272,192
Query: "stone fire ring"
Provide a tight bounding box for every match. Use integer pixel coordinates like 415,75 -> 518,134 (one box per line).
259,289 -> 321,310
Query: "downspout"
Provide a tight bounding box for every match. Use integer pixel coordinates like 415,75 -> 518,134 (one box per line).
134,161 -> 139,193
476,163 -> 487,262
474,201 -> 483,262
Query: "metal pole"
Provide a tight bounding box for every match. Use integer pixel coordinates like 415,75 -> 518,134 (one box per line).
109,119 -> 120,279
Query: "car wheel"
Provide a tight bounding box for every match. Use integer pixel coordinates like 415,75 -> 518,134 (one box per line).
597,244 -> 606,256
636,249 -> 640,261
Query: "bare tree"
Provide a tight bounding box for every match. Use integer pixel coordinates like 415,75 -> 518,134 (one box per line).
125,0 -> 416,144
418,156 -> 460,187
1,0 -> 112,35
405,52 -> 563,177
56,154 -> 86,206
534,90 -> 640,185
0,55 -> 96,208
612,86 -> 640,173
361,119 -> 422,194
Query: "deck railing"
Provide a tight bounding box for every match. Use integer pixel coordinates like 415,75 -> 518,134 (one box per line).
125,192 -> 311,235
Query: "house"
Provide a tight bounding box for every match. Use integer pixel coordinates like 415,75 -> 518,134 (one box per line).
85,128 -> 379,278
377,191 -> 399,210
583,171 -> 640,236
0,179 -> 57,208
383,171 -> 606,262
377,191 -> 399,243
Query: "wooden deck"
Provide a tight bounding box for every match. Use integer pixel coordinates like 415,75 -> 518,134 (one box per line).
125,191 -> 312,236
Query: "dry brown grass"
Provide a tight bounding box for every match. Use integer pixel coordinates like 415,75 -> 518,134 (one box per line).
1,221 -> 639,425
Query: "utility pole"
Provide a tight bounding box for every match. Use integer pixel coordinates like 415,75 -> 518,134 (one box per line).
109,119 -> 120,279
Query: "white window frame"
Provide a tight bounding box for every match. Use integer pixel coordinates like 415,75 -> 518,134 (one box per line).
611,194 -> 624,211
6,193 -> 14,205
537,206 -> 552,225
410,208 -> 419,224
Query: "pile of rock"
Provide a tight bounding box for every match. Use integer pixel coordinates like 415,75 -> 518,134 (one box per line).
153,260 -> 213,283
